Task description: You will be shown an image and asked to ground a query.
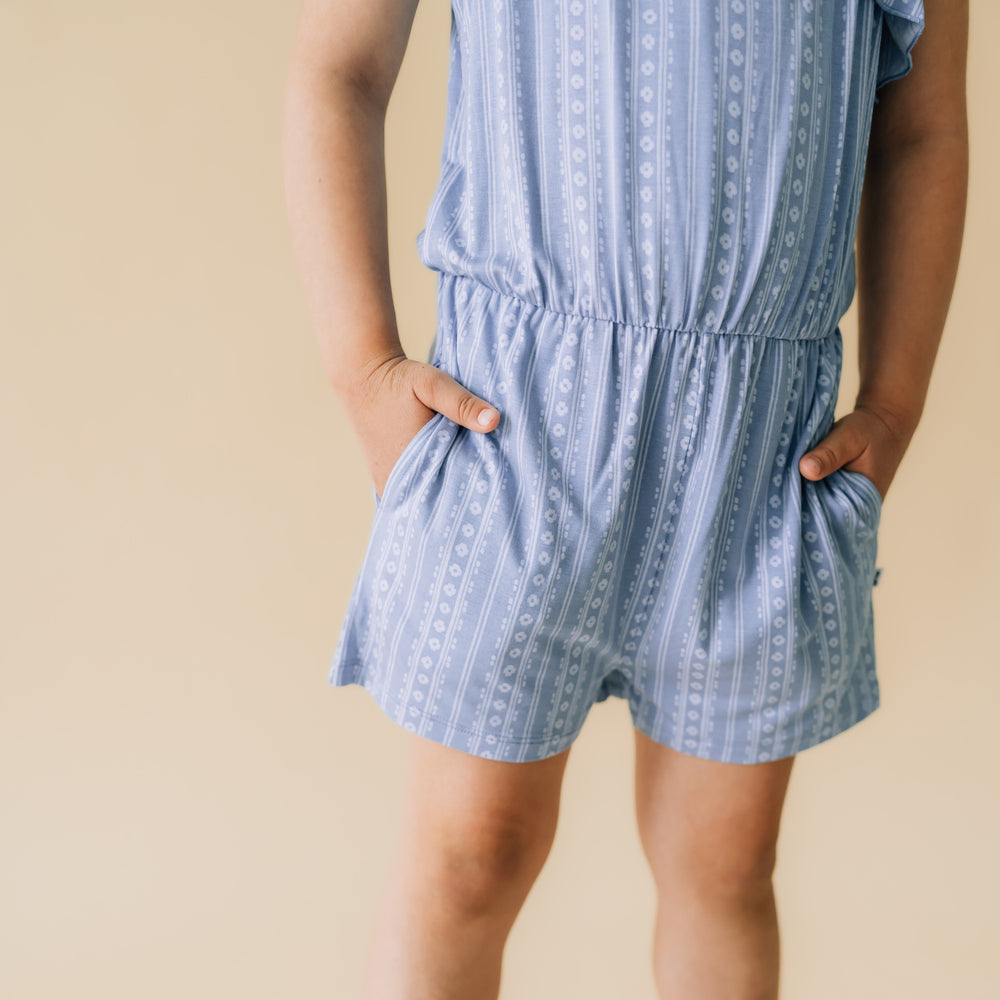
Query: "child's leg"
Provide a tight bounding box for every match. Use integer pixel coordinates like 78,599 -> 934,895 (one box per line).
633,730 -> 796,1000
361,734 -> 571,1000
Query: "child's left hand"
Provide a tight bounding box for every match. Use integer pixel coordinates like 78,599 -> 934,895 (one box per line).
798,404 -> 916,505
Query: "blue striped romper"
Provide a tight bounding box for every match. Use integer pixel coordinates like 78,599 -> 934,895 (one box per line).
327,0 -> 925,764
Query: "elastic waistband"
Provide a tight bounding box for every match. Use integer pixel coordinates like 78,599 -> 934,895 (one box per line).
437,270 -> 841,343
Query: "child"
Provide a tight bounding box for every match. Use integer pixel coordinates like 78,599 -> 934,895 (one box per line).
282,0 -> 968,995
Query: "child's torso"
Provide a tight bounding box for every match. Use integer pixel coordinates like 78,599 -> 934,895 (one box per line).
416,0 -> 918,340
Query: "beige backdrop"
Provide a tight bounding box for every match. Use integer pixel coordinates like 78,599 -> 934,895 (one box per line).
3,2 -> 997,997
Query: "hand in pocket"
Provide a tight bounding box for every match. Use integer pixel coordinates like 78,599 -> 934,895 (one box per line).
797,402 -> 917,505
343,353 -> 501,503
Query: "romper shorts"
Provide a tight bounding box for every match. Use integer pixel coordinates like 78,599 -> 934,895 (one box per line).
327,271 -> 884,765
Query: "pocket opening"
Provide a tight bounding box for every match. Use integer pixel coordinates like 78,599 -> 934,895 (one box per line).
373,411 -> 447,509
832,467 -> 883,524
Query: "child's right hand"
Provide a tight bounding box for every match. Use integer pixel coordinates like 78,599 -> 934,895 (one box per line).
345,353 -> 500,504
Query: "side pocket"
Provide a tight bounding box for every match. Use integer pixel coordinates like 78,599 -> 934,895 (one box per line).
834,467 -> 883,525
373,411 -> 448,510
817,467 -> 882,594
799,466 -> 882,659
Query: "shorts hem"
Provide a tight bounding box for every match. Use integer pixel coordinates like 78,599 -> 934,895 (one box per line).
628,691 -> 882,766
330,661 -> 882,765
329,663 -> 590,763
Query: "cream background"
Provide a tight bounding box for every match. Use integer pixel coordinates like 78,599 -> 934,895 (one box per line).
2,2 -> 997,997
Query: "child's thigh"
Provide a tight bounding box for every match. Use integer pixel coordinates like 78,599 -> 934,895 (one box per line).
633,730 -> 796,885
396,733 -> 573,865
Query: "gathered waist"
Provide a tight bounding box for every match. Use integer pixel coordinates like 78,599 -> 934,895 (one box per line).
434,270 -> 844,344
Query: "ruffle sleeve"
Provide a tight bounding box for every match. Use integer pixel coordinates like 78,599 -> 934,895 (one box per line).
874,0 -> 926,98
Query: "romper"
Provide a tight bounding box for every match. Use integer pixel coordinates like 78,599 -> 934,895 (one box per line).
326,0 -> 925,764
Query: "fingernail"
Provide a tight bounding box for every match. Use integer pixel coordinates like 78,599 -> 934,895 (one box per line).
478,408 -> 498,427
802,457 -> 821,474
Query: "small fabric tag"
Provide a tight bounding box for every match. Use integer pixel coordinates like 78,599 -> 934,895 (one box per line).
872,566 -> 884,587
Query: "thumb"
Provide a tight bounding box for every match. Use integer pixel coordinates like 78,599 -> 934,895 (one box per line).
799,422 -> 853,481
421,367 -> 501,433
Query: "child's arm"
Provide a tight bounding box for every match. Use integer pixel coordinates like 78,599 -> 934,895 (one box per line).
855,0 -> 969,438
282,0 -> 419,391
799,0 -> 969,500
281,0 -> 499,499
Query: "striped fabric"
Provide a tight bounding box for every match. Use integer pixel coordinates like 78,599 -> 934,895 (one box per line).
327,0 -> 924,764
